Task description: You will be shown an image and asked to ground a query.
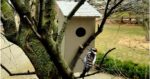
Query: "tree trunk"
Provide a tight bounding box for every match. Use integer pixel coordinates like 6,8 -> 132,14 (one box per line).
121,16 -> 124,23
143,19 -> 149,41
17,26 -> 59,79
2,0 -> 74,78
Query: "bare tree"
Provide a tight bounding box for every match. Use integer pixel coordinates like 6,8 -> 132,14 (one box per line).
1,0 -> 124,79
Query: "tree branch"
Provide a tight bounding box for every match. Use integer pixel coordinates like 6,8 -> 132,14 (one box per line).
9,0 -> 38,37
38,36 -> 75,79
37,0 -> 44,31
105,0 -> 124,17
98,0 -> 123,31
23,16 -> 41,39
104,0 -> 111,16
98,48 -> 116,68
75,71 -> 100,78
1,0 -> 18,43
67,0 -> 86,20
37,0 -> 56,40
9,0 -> 42,39
70,0 -> 124,70
0,44 -> 14,50
1,64 -> 35,76
10,0 -> 30,19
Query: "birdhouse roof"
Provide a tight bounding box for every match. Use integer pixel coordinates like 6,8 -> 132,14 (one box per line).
56,1 -> 102,17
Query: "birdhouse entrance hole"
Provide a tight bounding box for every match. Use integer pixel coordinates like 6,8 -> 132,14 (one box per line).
76,27 -> 86,37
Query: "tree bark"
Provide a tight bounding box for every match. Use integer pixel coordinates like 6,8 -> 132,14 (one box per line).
2,0 -> 76,79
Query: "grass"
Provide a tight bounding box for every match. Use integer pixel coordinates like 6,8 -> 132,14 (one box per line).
95,23 -> 149,65
96,53 -> 149,79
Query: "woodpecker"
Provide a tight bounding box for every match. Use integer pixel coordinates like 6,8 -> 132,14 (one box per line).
80,48 -> 97,78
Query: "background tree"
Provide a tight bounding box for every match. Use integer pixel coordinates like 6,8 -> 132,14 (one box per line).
1,0 -> 124,79
111,0 -> 149,41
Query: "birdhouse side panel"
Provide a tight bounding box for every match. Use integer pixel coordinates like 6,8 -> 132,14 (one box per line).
55,5 -> 66,57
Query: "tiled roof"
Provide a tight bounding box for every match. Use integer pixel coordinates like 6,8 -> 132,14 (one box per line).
56,1 -> 102,17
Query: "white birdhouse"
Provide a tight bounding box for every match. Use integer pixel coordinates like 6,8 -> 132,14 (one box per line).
56,1 -> 101,72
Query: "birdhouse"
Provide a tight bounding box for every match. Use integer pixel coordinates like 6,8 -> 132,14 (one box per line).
56,1 -> 101,72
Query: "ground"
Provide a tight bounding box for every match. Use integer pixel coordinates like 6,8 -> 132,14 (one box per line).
0,34 -> 37,79
95,23 -> 149,65
74,72 -> 125,79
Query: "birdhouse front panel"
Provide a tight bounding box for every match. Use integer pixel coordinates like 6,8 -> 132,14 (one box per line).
64,17 -> 96,72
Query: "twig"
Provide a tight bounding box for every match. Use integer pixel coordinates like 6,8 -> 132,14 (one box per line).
24,16 -> 41,39
1,64 -> 35,76
99,48 -> 116,67
0,44 -> 14,50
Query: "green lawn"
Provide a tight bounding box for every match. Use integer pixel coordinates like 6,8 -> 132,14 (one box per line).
95,23 -> 149,65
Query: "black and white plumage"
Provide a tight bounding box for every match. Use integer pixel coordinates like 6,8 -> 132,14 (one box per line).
80,48 -> 97,78
84,51 -> 96,68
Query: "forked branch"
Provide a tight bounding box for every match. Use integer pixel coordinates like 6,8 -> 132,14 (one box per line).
1,64 -> 35,76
